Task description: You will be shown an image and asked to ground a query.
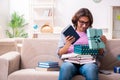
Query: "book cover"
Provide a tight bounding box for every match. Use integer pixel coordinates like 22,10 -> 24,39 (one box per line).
38,64 -> 59,68
38,61 -> 58,66
61,53 -> 79,59
61,52 -> 92,59
62,53 -> 95,65
64,58 -> 95,65
35,67 -> 60,71
62,25 -> 80,44
68,56 -> 93,60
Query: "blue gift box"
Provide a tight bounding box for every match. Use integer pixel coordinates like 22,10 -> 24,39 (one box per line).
74,44 -> 98,55
87,28 -> 105,49
114,66 -> 120,73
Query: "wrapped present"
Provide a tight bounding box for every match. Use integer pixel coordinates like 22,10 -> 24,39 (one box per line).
74,44 -> 98,55
114,66 -> 120,73
87,28 -> 105,49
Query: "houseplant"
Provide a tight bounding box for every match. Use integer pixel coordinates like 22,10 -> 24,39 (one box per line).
6,12 -> 28,38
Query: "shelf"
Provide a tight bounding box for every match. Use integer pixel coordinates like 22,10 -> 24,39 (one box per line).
30,0 -> 55,31
34,17 -> 53,20
33,33 -> 60,39
33,10 -> 53,18
32,0 -> 54,4
32,5 -> 53,8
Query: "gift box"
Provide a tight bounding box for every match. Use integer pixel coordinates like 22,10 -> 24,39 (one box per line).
74,44 -> 98,55
114,66 -> 120,73
87,28 -> 105,49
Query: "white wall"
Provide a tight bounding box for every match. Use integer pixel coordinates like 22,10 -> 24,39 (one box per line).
9,0 -> 29,22
9,0 -> 31,37
54,0 -> 120,39
54,0 -> 120,29
1,0 -> 120,38
0,0 -> 9,38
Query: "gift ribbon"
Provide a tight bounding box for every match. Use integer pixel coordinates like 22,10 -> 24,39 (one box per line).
88,35 -> 101,48
93,36 -> 101,43
88,37 -> 100,41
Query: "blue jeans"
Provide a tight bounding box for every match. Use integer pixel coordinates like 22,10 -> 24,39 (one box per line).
58,62 -> 98,80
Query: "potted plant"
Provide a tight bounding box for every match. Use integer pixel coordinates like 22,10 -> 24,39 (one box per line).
6,12 -> 28,38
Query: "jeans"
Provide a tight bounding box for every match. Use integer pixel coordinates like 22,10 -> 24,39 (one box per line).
58,62 -> 98,80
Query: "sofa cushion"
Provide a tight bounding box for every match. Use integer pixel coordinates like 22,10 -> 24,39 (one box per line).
99,71 -> 120,80
99,39 -> 120,70
21,39 -> 61,69
72,71 -> 120,80
22,54 -> 62,69
8,69 -> 120,80
8,69 -> 59,80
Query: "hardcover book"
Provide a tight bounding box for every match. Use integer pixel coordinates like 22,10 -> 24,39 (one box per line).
61,53 -> 95,65
38,61 -> 59,68
62,25 -> 80,44
64,59 -> 95,65
38,61 -> 58,66
38,64 -> 59,68
61,53 -> 93,59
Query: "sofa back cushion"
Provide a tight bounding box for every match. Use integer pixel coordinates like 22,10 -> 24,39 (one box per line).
99,39 -> 120,70
21,38 -> 61,69
21,39 -> 120,70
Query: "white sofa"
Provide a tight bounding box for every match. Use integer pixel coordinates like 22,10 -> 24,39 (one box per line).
0,38 -> 120,80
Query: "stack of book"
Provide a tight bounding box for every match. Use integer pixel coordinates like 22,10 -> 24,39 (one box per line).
61,53 -> 96,65
35,61 -> 60,71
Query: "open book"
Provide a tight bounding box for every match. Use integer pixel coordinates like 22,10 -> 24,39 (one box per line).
61,53 -> 96,64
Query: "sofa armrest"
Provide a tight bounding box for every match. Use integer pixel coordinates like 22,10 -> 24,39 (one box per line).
0,51 -> 20,80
